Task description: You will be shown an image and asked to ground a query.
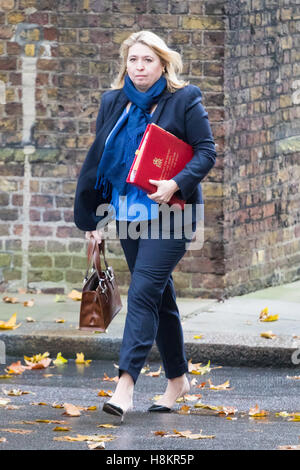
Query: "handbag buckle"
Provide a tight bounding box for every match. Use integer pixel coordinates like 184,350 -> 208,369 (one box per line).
99,278 -> 107,294
106,267 -> 114,282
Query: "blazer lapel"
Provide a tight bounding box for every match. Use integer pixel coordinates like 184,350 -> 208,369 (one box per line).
150,90 -> 173,124
98,90 -> 128,142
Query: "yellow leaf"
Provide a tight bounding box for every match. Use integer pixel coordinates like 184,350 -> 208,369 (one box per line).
208,379 -> 231,390
96,424 -> 119,428
0,428 -> 33,434
260,314 -> 279,322
162,429 -> 215,440
152,394 -> 163,401
62,403 -> 81,417
53,352 -> 68,366
24,352 -> 50,363
153,430 -> 168,436
2,296 -> 19,304
102,373 -> 119,383
3,389 -> 31,396
54,295 -> 66,303
87,441 -> 105,450
53,426 -> 71,432
75,353 -> 92,365
189,360 -> 211,376
54,434 -> 115,443
24,353 -> 51,369
0,398 -> 11,406
276,411 -> 291,418
55,318 -> 65,323
0,313 -> 21,330
67,289 -> 82,301
249,404 -> 268,417
30,402 -> 48,406
288,413 -> 300,422
177,405 -> 191,415
218,406 -> 238,416
35,419 -> 66,424
194,401 -> 222,412
97,390 -> 113,397
259,307 -> 268,319
145,366 -> 162,377
193,335 -> 203,339
260,331 -> 276,339
177,394 -> 199,402
275,411 -> 300,421
259,307 -> 279,322
0,375 -> 11,379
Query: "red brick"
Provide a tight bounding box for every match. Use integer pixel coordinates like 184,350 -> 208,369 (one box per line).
30,210 -> 41,221
30,225 -> 53,237
43,26 -> 58,41
30,195 -> 53,208
28,12 -> 49,24
0,57 -> 17,70
0,26 -> 14,39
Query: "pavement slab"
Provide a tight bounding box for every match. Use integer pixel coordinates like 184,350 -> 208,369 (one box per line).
0,280 -> 299,368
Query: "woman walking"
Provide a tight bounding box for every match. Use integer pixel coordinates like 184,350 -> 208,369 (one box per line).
74,31 -> 216,421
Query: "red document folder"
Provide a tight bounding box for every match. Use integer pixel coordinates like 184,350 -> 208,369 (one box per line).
126,123 -> 194,209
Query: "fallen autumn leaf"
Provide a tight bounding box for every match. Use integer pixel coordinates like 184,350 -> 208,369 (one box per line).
62,403 -> 81,417
0,313 -> 21,330
53,352 -> 68,366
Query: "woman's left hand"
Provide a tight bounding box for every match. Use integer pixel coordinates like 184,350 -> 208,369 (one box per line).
147,179 -> 179,204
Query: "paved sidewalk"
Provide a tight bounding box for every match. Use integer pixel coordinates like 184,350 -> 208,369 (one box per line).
0,280 -> 299,367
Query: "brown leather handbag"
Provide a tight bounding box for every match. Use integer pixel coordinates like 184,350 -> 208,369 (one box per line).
79,239 -> 122,332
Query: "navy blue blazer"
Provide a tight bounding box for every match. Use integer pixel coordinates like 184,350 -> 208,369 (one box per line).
74,84 -> 217,232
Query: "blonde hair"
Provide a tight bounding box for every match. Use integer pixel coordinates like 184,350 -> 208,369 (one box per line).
111,30 -> 189,93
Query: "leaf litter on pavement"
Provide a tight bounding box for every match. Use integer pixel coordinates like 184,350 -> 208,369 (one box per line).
1,352 -> 300,449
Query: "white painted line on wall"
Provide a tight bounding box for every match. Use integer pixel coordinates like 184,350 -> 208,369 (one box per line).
21,57 -> 37,145
21,146 -> 35,288
21,56 -> 37,287
0,80 -> 5,105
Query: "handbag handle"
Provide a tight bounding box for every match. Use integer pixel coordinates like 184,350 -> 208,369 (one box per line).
84,238 -> 109,282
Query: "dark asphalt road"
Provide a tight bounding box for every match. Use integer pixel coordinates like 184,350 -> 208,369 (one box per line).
0,356 -> 299,451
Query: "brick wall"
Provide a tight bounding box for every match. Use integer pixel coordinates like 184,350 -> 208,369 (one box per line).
223,0 -> 300,296
0,0 -> 225,297
0,0 -> 299,299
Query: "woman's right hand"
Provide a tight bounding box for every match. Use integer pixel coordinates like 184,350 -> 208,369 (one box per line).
85,230 -> 103,243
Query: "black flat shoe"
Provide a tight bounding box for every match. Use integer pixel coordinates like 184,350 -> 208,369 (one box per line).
148,404 -> 172,413
103,401 -> 133,422
148,375 -> 191,413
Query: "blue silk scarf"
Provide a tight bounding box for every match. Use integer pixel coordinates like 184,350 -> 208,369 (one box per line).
94,74 -> 167,197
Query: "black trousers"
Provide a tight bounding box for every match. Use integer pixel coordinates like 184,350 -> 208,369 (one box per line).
116,217 -> 192,384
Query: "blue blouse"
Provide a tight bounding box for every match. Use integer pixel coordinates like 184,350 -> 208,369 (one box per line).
105,108 -> 159,221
